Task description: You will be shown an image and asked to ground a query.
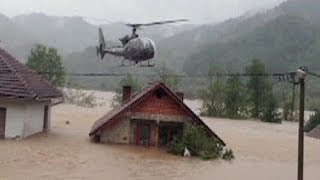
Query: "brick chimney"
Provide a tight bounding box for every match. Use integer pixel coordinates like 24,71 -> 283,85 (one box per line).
175,92 -> 184,101
122,86 -> 132,103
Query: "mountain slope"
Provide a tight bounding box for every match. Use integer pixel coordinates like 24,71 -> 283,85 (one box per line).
183,15 -> 320,74
182,0 -> 320,74
156,5 -> 284,71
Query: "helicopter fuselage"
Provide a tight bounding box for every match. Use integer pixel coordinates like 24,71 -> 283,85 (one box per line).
123,37 -> 155,61
103,37 -> 156,62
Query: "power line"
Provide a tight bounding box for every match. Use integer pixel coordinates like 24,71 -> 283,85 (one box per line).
308,71 -> 320,78
40,72 -> 297,78
38,71 -> 320,84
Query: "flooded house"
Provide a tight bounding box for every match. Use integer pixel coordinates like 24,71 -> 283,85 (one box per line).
307,124 -> 320,139
89,82 -> 225,146
0,47 -> 63,139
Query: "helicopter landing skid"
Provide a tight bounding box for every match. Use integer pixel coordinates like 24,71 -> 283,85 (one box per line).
119,59 -> 155,67
139,60 -> 155,67
120,59 -> 133,67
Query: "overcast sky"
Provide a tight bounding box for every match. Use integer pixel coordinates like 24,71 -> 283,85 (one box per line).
0,0 -> 286,24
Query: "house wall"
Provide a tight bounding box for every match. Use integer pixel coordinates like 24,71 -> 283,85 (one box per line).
100,117 -> 131,144
0,99 -> 49,139
46,106 -> 52,130
99,91 -> 193,145
99,116 -> 182,146
132,93 -> 187,116
23,102 -> 47,137
0,101 -> 25,138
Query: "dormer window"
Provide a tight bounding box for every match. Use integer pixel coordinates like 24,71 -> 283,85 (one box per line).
155,88 -> 167,99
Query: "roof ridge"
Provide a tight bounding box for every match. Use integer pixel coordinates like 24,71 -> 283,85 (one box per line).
0,48 -> 37,98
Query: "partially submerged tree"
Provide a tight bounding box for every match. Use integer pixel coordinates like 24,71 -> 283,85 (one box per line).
246,59 -> 271,117
208,63 -> 226,83
201,75 -> 251,119
224,76 -> 249,119
246,59 -> 280,122
27,44 -> 66,86
283,92 -> 298,121
200,80 -> 226,117
305,110 -> 320,132
261,90 -> 281,123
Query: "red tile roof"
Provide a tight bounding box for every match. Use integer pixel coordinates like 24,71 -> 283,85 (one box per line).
0,47 -> 63,100
89,82 -> 225,146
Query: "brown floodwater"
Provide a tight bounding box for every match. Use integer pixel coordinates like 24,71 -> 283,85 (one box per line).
0,95 -> 319,180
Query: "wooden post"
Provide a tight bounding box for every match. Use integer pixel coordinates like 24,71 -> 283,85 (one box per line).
297,75 -> 305,180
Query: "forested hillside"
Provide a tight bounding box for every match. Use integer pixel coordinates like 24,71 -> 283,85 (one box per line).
183,15 -> 320,74
183,0 -> 320,74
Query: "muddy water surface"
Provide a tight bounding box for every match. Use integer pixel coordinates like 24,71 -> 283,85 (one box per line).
0,94 -> 319,180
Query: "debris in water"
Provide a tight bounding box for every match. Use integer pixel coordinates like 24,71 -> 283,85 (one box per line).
184,147 -> 191,157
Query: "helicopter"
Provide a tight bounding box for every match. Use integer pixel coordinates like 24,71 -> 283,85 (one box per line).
96,19 -> 189,67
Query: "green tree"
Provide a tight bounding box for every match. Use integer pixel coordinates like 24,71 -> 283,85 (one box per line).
208,63 -> 226,83
283,92 -> 298,121
27,44 -> 66,86
200,80 -> 226,117
154,62 -> 180,90
112,74 -> 141,106
261,90 -> 281,123
225,76 -> 248,119
246,59 -> 271,118
304,110 -> 320,132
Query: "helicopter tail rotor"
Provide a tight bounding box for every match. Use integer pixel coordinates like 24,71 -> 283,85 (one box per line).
97,28 -> 107,59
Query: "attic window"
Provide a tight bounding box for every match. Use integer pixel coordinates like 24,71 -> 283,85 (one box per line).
155,88 -> 167,99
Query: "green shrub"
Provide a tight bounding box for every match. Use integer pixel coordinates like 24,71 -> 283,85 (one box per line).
168,123 -> 232,161
222,149 -> 235,161
305,110 -> 320,132
168,137 -> 185,155
63,87 -> 98,108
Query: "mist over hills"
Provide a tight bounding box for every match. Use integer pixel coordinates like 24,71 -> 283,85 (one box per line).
64,0 -> 320,77
0,12 -> 194,61
1,0 -> 320,91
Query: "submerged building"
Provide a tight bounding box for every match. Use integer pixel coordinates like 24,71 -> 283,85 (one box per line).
89,82 -> 225,146
307,124 -> 320,139
0,47 -> 63,139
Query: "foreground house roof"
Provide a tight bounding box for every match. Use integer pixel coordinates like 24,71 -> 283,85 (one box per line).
0,47 -> 63,101
89,82 -> 225,146
307,124 -> 320,139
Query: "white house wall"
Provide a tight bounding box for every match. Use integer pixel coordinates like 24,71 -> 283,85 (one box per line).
23,102 -> 46,138
0,101 -> 25,138
0,99 -> 49,139
46,106 -> 52,131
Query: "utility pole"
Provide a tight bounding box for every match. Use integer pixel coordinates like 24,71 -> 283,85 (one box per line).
297,67 -> 307,180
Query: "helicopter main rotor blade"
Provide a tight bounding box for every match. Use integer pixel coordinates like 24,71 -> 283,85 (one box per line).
126,19 -> 189,28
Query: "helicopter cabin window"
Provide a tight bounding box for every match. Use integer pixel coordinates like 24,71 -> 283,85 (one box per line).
155,88 -> 167,99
